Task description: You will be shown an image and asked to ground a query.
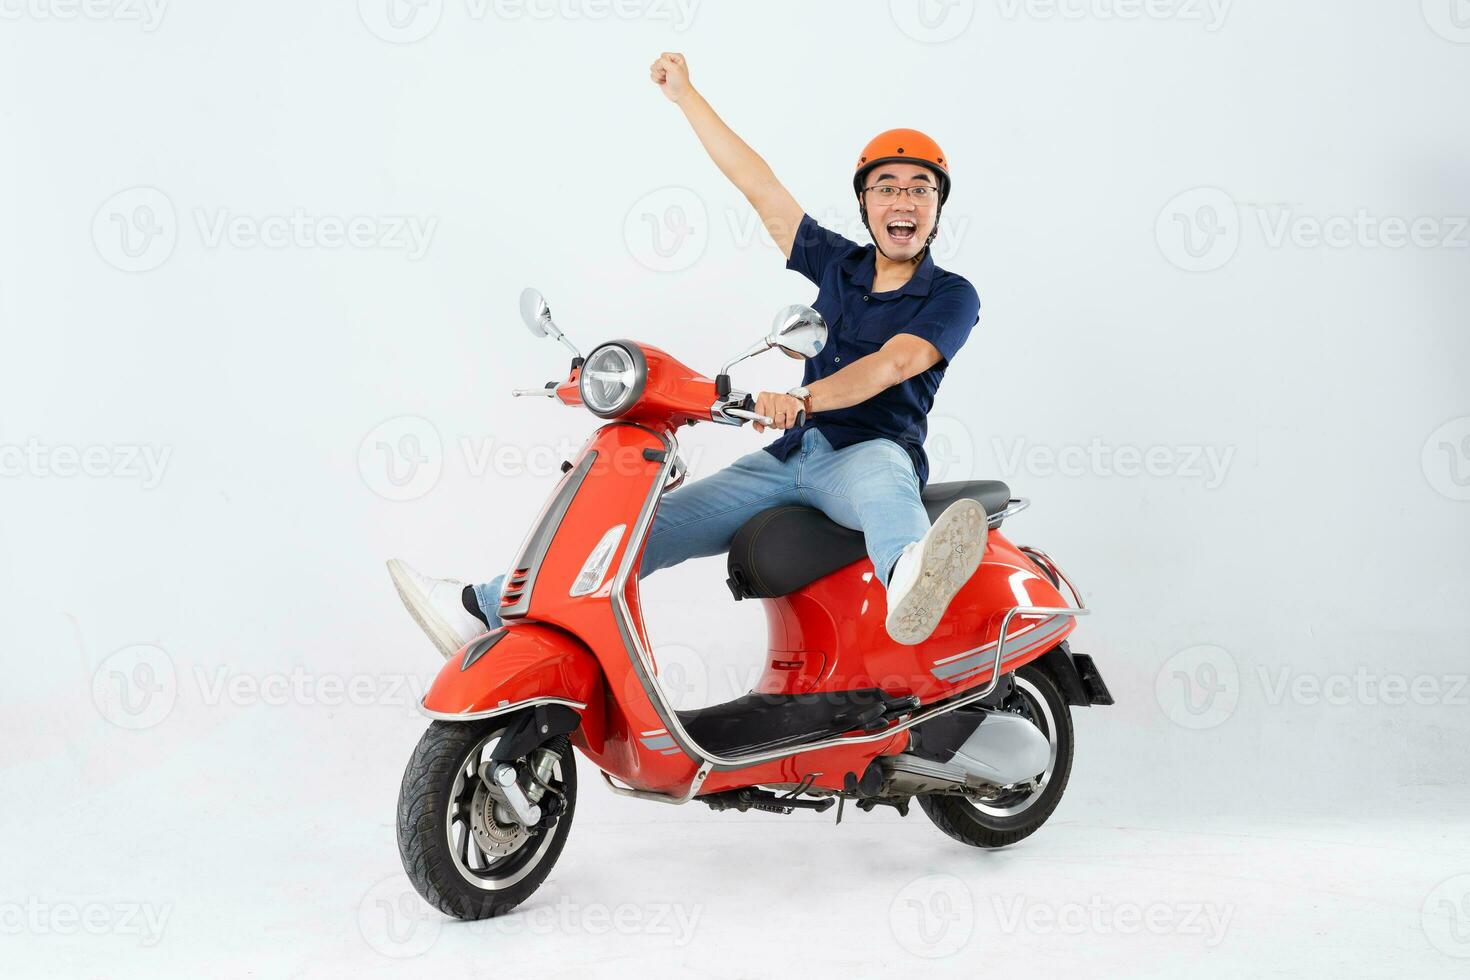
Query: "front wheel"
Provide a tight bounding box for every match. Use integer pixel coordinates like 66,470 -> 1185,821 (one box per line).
918,663 -> 1073,849
397,720 -> 577,919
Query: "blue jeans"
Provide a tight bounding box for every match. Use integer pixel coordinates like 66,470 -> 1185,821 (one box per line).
472,428 -> 931,628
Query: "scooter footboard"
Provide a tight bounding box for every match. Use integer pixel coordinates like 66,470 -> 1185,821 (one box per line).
419,623 -> 606,751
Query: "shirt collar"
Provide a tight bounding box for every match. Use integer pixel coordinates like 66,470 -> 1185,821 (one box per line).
841,245 -> 936,298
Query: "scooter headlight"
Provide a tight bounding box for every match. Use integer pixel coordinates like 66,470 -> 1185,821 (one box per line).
579,342 -> 646,418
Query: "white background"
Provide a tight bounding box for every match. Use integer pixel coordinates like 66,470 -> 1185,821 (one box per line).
2,1 -> 1468,976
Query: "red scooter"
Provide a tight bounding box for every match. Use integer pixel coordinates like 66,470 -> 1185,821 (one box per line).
396,289 -> 1113,920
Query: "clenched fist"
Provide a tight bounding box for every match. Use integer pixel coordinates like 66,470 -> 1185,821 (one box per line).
649,52 -> 692,103
751,391 -> 805,433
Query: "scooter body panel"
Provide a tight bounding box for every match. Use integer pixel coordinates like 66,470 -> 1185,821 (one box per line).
422,623 -> 608,752
753,529 -> 1076,702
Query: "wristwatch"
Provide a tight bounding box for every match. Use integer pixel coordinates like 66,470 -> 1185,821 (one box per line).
786,386 -> 814,419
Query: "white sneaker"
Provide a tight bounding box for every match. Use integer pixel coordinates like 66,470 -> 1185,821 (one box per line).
884,499 -> 989,646
386,559 -> 489,659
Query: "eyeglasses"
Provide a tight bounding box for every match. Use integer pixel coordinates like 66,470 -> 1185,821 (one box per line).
862,183 -> 939,204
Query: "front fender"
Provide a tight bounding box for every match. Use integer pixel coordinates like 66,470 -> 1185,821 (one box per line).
421,623 -> 606,752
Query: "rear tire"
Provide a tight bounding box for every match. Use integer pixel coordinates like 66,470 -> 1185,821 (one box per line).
918,663 -> 1073,849
397,720 -> 577,920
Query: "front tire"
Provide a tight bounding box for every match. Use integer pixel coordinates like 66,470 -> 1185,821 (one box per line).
397,720 -> 577,919
918,663 -> 1073,849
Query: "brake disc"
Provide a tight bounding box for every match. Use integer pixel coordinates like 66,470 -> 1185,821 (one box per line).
469,781 -> 530,857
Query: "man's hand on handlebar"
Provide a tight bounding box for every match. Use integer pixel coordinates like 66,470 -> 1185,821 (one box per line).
751,392 -> 805,433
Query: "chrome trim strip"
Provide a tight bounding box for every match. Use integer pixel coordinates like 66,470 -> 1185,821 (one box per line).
989,497 -> 1030,527
500,450 -> 598,619
604,426 -> 1092,798
601,762 -> 714,805
417,695 -> 587,722
1018,545 -> 1086,610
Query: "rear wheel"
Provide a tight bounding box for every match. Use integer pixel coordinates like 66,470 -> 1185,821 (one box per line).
918,663 -> 1073,848
397,720 -> 577,919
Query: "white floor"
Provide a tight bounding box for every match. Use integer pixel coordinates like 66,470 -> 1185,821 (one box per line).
6,701 -> 1469,979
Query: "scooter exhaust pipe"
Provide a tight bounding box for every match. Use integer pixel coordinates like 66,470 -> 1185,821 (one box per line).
880,710 -> 1050,795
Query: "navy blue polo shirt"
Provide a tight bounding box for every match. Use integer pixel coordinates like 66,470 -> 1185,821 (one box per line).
765,213 -> 980,486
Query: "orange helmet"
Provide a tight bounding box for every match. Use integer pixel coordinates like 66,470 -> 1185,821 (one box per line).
853,128 -> 951,204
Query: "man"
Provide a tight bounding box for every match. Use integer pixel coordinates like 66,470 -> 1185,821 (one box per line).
388,52 -> 983,654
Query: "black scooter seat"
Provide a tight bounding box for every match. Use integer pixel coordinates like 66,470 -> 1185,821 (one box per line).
726,479 -> 1012,600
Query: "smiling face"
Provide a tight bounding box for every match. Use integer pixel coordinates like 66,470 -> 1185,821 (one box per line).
860,162 -> 942,261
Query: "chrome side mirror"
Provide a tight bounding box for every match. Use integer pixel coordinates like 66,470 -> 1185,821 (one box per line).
767,304 -> 827,359
718,303 -> 829,380
517,286 -> 581,359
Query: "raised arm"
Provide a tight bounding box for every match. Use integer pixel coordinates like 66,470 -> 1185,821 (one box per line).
650,52 -> 805,258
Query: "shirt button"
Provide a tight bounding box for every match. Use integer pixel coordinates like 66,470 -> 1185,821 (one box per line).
862,294 -> 869,302
834,356 -> 841,362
